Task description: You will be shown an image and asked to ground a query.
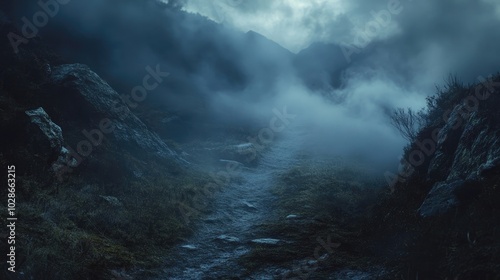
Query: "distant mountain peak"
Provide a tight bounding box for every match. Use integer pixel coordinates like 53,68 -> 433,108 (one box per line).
245,30 -> 294,56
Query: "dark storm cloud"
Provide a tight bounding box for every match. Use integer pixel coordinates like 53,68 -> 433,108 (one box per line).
340,0 -> 500,84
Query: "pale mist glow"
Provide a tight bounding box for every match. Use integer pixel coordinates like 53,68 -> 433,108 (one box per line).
183,0 -> 349,52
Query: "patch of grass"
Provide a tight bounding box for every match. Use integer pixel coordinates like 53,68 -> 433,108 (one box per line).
239,161 -> 386,274
273,163 -> 383,221
0,165 -> 213,279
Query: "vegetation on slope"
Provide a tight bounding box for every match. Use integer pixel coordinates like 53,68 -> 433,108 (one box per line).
241,75 -> 500,279
0,20 -> 214,280
239,159 -> 387,278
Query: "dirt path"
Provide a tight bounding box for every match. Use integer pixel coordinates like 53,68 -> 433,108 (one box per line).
157,128 -> 304,279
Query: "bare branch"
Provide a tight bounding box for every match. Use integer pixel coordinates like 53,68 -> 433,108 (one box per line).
390,108 -> 425,142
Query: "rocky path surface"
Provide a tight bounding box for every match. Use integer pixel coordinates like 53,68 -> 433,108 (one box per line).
153,123 -> 390,279
156,127 -> 305,279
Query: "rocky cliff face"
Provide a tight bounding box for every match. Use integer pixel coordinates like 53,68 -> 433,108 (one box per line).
2,62 -> 186,182
404,79 -> 500,217
46,64 -> 187,178
379,77 -> 500,278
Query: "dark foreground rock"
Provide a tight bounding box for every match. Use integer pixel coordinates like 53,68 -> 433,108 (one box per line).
24,107 -> 64,164
48,64 -> 183,163
417,98 -> 500,217
20,63 -> 192,181
381,76 -> 500,279
418,179 -> 464,217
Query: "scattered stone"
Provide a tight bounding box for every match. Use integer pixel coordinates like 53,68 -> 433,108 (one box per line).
330,266 -> 388,279
303,259 -> 318,266
318,253 -> 329,261
241,201 -> 258,211
330,269 -> 377,280
181,244 -> 197,250
110,269 -> 133,280
251,238 -> 282,245
235,143 -> 254,149
216,235 -> 240,243
52,146 -> 79,176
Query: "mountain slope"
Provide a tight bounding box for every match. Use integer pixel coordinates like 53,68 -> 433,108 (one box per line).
376,76 -> 500,278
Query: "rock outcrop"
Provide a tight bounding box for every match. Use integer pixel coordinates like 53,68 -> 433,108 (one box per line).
25,107 -> 64,164
418,179 -> 464,217
414,79 -> 500,217
47,64 -> 186,166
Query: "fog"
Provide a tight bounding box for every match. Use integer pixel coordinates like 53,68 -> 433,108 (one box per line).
4,0 -> 500,171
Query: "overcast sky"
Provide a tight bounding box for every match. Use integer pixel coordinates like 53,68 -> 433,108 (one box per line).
183,0 -> 350,52
184,0 -> 500,55
180,0 -> 500,168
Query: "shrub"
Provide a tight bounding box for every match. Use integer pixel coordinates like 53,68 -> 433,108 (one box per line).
390,107 -> 427,142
